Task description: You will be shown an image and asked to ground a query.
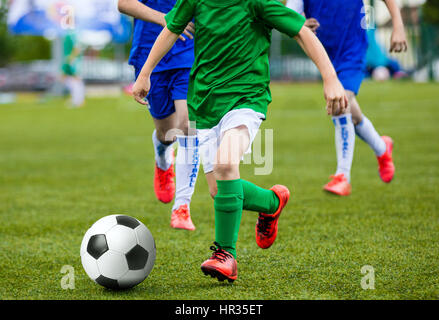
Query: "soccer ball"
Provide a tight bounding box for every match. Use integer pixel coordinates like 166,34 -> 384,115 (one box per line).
80,215 -> 156,290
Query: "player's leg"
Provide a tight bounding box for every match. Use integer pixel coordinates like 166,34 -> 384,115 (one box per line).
323,65 -> 366,196
196,126 -> 218,199
350,94 -> 395,183
212,125 -> 248,256
205,172 -> 218,199
200,125 -> 248,282
171,100 -> 200,230
207,175 -> 284,219
350,93 -> 386,155
243,180 -> 289,249
67,76 -> 85,107
168,68 -> 201,229
146,69 -> 185,204
151,107 -> 181,204
323,89 -> 356,196
200,110 -> 290,282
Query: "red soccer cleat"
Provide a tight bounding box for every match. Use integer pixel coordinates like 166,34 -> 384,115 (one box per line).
255,185 -> 290,249
201,242 -> 237,283
323,173 -> 352,196
377,136 -> 395,183
170,204 -> 196,231
153,150 -> 175,203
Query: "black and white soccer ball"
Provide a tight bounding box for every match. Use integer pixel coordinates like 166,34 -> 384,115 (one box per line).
80,215 -> 156,290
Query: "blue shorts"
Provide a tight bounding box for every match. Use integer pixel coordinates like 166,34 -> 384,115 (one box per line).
134,67 -> 190,119
337,67 -> 365,96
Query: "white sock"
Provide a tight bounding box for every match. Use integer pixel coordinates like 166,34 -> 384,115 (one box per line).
65,77 -> 85,107
355,116 -> 386,157
333,114 -> 355,182
152,130 -> 174,170
172,135 -> 201,211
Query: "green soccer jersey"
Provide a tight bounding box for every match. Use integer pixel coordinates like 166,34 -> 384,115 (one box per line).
165,0 -> 305,129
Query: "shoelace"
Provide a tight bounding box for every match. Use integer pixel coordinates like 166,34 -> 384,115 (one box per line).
257,215 -> 274,236
158,167 -> 174,189
174,205 -> 189,220
209,242 -> 233,263
327,174 -> 345,187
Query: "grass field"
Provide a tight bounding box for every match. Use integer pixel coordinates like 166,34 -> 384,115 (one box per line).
0,81 -> 438,300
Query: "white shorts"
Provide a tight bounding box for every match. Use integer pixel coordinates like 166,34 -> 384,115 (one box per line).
197,108 -> 265,174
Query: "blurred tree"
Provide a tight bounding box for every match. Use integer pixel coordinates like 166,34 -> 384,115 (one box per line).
423,0 -> 439,25
0,1 -> 15,66
0,2 -> 51,67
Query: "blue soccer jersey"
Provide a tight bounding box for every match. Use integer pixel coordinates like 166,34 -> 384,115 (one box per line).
128,0 -> 194,73
303,0 -> 368,72
288,0 -> 368,94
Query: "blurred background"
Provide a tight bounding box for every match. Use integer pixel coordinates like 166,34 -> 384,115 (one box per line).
0,0 -> 438,103
0,0 -> 133,104
272,0 -> 439,82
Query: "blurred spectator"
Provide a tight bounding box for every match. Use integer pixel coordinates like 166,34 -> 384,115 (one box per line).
62,31 -> 85,107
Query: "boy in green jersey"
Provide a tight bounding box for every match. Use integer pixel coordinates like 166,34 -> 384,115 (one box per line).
132,0 -> 348,282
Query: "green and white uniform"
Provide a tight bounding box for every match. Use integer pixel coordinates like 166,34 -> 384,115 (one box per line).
165,0 -> 305,129
166,0 -> 305,258
62,32 -> 81,77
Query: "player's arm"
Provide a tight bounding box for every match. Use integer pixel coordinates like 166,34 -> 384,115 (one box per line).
295,26 -> 347,115
257,0 -> 346,115
132,27 -> 180,105
117,0 -> 194,41
132,0 -> 195,105
382,0 -> 407,52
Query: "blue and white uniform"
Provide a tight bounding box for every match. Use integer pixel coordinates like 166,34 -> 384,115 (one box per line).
129,0 -> 200,214
287,0 -> 389,185
287,0 -> 368,94
129,0 -> 194,119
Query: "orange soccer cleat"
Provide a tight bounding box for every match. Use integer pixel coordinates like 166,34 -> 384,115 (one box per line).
323,173 -> 352,196
170,204 -> 196,231
153,150 -> 175,203
377,136 -> 395,183
201,242 -> 237,283
255,185 -> 290,249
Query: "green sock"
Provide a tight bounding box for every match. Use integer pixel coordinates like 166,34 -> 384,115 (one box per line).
241,179 -> 279,214
214,179 -> 244,259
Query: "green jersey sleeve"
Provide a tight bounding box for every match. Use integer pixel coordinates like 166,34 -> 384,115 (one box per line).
254,0 -> 306,38
165,0 -> 196,35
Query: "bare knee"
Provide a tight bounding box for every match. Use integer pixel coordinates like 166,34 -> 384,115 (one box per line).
214,163 -> 239,181
155,127 -> 174,144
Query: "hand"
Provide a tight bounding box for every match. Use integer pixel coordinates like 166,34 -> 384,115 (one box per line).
305,18 -> 320,34
179,21 -> 195,41
323,77 -> 348,116
390,26 -> 407,53
132,75 -> 150,105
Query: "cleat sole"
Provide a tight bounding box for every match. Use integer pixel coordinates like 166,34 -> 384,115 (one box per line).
200,266 -> 236,283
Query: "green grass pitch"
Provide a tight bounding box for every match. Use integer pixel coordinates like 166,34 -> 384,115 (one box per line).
0,81 -> 438,300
